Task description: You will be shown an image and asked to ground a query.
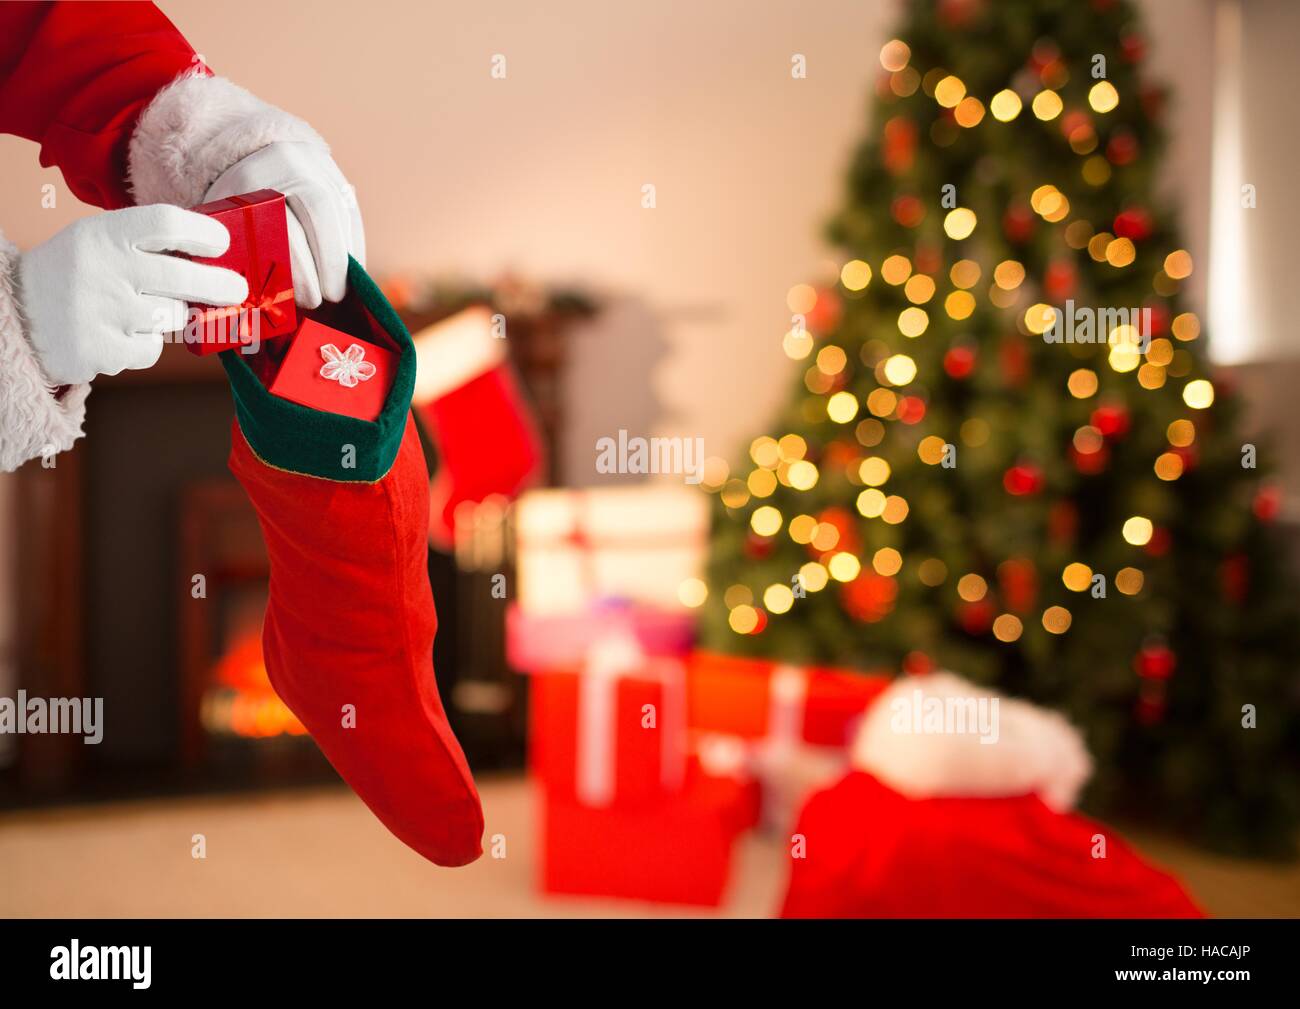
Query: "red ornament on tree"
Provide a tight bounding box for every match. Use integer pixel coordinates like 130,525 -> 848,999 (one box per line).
745,530 -> 775,559
891,194 -> 925,228
999,334 -> 1030,386
943,343 -> 977,379
1107,131 -> 1139,166
841,573 -> 898,623
897,395 -> 927,424
883,116 -> 917,175
1002,203 -> 1036,243
1135,641 -> 1176,680
1253,485 -> 1282,523
902,650 -> 934,675
1220,553 -> 1250,605
997,557 -> 1038,613
1091,403 -> 1130,438
1113,207 -> 1153,241
956,598 -> 994,635
1003,462 -> 1045,496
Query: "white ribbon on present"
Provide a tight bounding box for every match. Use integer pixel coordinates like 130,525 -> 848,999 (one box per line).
575,631 -> 686,808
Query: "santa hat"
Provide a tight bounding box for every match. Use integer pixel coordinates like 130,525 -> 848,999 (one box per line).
850,671 -> 1093,811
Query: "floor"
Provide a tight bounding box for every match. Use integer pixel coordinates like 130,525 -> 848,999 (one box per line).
1,775 -> 1296,918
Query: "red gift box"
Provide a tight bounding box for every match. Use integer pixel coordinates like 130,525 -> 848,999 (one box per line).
540,759 -> 758,906
528,645 -> 687,808
686,651 -> 889,747
267,318 -> 398,421
506,602 -> 695,673
184,189 -> 296,355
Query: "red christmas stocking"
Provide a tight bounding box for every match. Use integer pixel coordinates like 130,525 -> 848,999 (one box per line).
220,259 -> 483,867
410,306 -> 544,549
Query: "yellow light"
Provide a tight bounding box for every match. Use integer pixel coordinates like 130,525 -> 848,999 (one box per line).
826,391 -> 859,424
1105,237 -> 1136,267
990,88 -> 1023,121
867,388 -> 898,417
856,418 -> 885,446
1171,313 -> 1200,342
1115,567 -> 1144,595
880,39 -> 911,72
700,456 -> 729,491
1137,363 -> 1166,389
918,558 -> 948,586
729,604 -> 759,634
944,208 -> 977,240
750,436 -> 780,468
810,522 -> 840,552
881,254 -> 913,285
841,259 -> 873,291
898,307 -> 929,338
883,353 -> 918,386
1062,562 -> 1092,592
856,488 -> 886,518
677,577 -> 708,608
950,259 -> 981,289
786,284 -> 817,314
816,345 -> 847,375
934,75 -> 967,108
1146,338 -> 1174,367
789,513 -> 817,544
993,614 -> 1023,642
783,328 -> 813,360
1122,516 -> 1154,547
945,290 -> 975,320
747,468 -> 777,497
1164,250 -> 1194,280
1182,379 -> 1215,409
799,561 -> 829,592
1032,90 -> 1063,120
1167,419 -> 1195,447
954,96 -> 985,127
1068,368 -> 1098,398
1154,452 -> 1184,481
751,505 -> 783,537
1108,341 -> 1141,373
723,584 -> 753,608
777,433 -> 807,462
904,274 -> 936,304
1024,303 -> 1057,335
881,495 -> 909,524
828,552 -> 862,582
918,435 -> 946,465
993,260 -> 1025,289
720,479 -> 750,509
957,573 -> 988,602
1042,606 -> 1072,634
787,460 -> 820,490
1072,425 -> 1103,454
763,583 -> 795,615
873,547 -> 903,576
1087,232 -> 1114,262
859,456 -> 891,486
1088,80 -> 1119,113
1082,155 -> 1111,186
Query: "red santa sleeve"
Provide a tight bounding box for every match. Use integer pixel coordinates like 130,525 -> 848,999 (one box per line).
0,1 -> 202,209
219,260 -> 484,867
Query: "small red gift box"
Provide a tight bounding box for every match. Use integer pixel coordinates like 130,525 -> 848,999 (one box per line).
540,759 -> 758,906
267,319 -> 398,421
184,189 -> 296,355
528,644 -> 687,808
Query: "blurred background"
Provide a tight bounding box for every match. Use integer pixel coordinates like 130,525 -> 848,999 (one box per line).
1,0 -> 1298,917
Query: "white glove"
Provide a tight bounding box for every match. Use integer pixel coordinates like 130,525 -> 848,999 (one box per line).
19,206 -> 249,386
204,141 -> 365,310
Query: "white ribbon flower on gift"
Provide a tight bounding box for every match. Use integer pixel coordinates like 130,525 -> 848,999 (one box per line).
319,343 -> 377,388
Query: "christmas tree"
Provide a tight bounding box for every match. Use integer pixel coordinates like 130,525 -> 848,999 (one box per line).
699,0 -> 1298,855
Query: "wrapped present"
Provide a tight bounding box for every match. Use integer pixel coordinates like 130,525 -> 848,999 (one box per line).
514,486 -> 709,616
528,634 -> 687,808
686,652 -> 890,829
268,319 -> 398,421
184,189 -> 296,355
540,758 -> 759,906
686,651 -> 889,746
506,600 -> 695,673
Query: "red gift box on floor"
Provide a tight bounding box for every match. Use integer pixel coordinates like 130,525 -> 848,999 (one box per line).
686,651 -> 889,746
184,189 -> 296,355
506,602 -> 695,673
540,759 -> 759,906
528,639 -> 687,808
267,318 -> 398,421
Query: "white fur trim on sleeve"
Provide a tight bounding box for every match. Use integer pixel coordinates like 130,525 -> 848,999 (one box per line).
850,671 -> 1093,811
128,72 -> 327,208
0,233 -> 89,473
410,306 -> 508,406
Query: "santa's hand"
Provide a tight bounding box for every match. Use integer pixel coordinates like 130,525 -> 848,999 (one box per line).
204,142 -> 364,310
18,206 -> 249,386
